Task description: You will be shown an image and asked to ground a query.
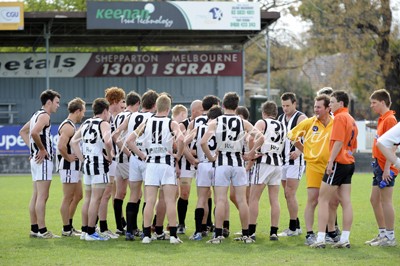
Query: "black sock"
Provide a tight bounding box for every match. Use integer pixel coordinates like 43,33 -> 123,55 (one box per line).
170,226 -> 177,238
249,224 -> 257,235
194,208 -> 204,234
39,227 -> 47,234
31,224 -> 39,233
201,224 -> 207,232
242,229 -> 249,237
270,226 -> 278,236
87,226 -> 95,235
215,228 -> 223,237
63,225 -> 72,232
328,231 -> 337,238
207,198 -> 213,226
81,225 -> 88,233
132,201 -> 139,230
100,220 -> 108,232
126,202 -> 135,234
223,220 -> 230,230
289,219 -> 297,231
296,218 -> 301,229
155,226 -> 164,235
113,198 -> 123,230
177,198 -> 188,225
306,231 -> 314,237
69,219 -> 73,228
143,226 -> 151,238
121,216 -> 127,228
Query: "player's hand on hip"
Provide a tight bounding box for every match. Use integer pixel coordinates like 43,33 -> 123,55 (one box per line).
35,149 -> 48,164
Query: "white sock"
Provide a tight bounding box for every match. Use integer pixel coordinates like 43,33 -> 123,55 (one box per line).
340,231 -> 350,242
379,228 -> 386,238
317,232 -> 325,243
386,230 -> 395,240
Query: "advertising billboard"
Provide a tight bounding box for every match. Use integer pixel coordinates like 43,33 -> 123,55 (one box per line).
0,51 -> 242,78
87,1 -> 260,30
0,125 -> 59,155
0,2 -> 24,30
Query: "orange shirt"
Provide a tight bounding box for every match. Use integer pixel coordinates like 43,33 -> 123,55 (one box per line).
330,107 -> 358,164
373,110 -> 398,175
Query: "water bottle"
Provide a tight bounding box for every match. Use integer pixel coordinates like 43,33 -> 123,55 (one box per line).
379,170 -> 394,189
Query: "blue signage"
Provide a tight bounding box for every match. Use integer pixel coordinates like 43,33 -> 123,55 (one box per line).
0,125 -> 59,155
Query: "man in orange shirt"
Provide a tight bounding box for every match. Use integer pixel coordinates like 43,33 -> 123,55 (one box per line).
366,89 -> 398,247
311,90 -> 358,248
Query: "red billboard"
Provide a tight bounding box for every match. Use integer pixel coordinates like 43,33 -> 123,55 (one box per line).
0,52 -> 243,77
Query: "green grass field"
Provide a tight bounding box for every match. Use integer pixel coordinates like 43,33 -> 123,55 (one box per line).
1,173 -> 399,265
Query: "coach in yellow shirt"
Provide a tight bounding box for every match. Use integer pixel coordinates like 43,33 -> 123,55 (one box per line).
287,94 -> 333,245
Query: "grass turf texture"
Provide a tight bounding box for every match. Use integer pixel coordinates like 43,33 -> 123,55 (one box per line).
0,173 -> 399,265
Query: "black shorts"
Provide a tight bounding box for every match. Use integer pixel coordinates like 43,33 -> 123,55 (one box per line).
323,162 -> 355,186
372,160 -> 396,187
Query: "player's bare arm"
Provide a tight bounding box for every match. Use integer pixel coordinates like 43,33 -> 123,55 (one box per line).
245,120 -> 263,159
70,127 -> 84,162
289,114 -> 307,160
326,141 -> 343,175
101,121 -> 113,162
183,127 -> 199,165
172,120 -> 184,160
31,113 -> 51,163
112,117 -> 130,157
58,123 -> 78,163
126,123 -> 146,160
200,120 -> 217,162
19,121 -> 30,147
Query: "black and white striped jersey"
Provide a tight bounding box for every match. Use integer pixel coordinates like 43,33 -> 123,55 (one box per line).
57,119 -> 80,171
191,114 -> 208,151
214,114 -> 246,167
278,111 -> 305,166
257,118 -> 286,166
196,124 -> 217,163
128,111 -> 154,158
29,109 -> 53,160
142,116 -> 175,166
81,117 -> 109,175
180,118 -> 190,131
193,114 -> 208,129
179,117 -> 196,171
114,111 -> 132,163
181,114 -> 208,170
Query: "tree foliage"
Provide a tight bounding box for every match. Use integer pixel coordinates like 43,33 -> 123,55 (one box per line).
24,0 -> 86,11
293,0 -> 400,119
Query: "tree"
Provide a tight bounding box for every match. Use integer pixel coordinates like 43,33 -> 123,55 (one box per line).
24,0 -> 86,11
293,0 -> 400,119
243,1 -> 316,115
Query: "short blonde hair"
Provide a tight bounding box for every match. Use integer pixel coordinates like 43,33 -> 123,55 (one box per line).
172,104 -> 187,119
156,95 -> 171,113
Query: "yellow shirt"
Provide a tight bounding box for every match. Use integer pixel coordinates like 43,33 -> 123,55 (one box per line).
287,115 -> 333,173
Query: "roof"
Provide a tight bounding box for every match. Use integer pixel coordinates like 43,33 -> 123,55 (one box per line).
0,11 -> 280,48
